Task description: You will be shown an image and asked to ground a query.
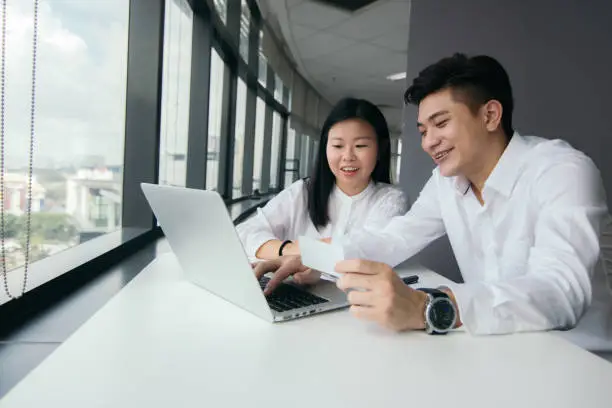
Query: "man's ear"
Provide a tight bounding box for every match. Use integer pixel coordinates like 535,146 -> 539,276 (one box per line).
483,100 -> 503,132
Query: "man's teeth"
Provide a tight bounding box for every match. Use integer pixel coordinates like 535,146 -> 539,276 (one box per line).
342,167 -> 358,171
435,150 -> 451,159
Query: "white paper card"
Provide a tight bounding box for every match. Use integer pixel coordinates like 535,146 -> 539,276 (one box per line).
299,235 -> 344,279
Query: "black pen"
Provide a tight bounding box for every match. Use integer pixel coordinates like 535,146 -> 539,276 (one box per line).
401,275 -> 419,285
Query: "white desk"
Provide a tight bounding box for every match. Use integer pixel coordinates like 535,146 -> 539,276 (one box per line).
2,253 -> 612,407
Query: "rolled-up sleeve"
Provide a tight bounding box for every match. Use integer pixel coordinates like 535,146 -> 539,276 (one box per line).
343,175 -> 447,267
448,157 -> 608,335
236,180 -> 304,257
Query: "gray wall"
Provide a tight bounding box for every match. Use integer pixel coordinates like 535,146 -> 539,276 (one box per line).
400,0 -> 612,282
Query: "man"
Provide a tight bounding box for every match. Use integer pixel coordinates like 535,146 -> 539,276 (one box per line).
255,53 -> 612,352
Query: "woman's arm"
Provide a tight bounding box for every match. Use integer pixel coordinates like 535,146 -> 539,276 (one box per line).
236,181 -> 305,259
255,238 -> 300,259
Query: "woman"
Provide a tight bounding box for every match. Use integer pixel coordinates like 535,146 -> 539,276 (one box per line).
237,97 -> 407,285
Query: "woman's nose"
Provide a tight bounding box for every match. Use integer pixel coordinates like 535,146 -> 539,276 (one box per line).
342,147 -> 357,160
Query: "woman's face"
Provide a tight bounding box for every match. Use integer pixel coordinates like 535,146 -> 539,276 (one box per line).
326,118 -> 379,195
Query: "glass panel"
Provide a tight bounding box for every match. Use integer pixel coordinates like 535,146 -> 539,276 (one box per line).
395,139 -> 402,183
274,74 -> 283,102
0,0 -> 128,272
310,140 -> 319,175
159,0 -> 193,187
284,127 -> 297,187
300,135 -> 310,178
252,97 -> 266,192
284,85 -> 292,110
213,0 -> 227,24
206,49 -> 225,191
232,78 -> 247,198
269,112 -> 282,189
258,30 -> 267,87
239,0 -> 250,62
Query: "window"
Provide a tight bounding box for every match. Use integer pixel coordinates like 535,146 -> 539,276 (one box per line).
0,0 -> 319,306
300,135 -> 311,178
206,49 -> 226,191
310,140 -> 319,175
239,0 -> 250,62
0,0 -> 128,272
269,112 -> 282,189
232,78 -> 247,198
252,97 -> 266,191
284,127 -> 297,187
258,30 -> 267,87
159,0 -> 193,187
284,85 -> 291,110
392,138 -> 402,184
274,74 -> 283,102
213,0 -> 227,24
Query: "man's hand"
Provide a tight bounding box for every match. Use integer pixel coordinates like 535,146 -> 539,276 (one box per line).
335,259 -> 428,331
253,255 -> 320,295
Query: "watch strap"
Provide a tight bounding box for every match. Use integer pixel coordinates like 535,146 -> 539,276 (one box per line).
418,288 -> 448,299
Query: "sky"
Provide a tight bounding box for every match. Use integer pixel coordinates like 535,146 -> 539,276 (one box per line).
3,0 -> 130,168
3,0 -> 198,171
2,0 -> 248,178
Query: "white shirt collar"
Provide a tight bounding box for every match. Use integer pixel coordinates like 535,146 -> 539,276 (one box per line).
453,131 -> 528,197
332,180 -> 376,203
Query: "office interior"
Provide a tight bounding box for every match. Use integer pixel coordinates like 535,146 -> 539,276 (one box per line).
1,0 -> 612,404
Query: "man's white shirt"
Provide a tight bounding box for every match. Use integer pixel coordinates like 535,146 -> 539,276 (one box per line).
343,133 -> 612,351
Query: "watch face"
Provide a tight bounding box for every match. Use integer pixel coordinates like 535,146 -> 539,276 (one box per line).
428,298 -> 456,331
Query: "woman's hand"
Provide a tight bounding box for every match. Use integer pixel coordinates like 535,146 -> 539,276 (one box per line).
253,255 -> 320,295
293,268 -> 321,286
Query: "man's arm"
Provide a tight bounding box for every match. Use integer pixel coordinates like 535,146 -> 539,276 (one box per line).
342,174 -> 447,267
445,157 -> 607,334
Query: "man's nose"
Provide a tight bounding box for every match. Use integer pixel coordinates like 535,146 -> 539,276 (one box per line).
422,133 -> 441,152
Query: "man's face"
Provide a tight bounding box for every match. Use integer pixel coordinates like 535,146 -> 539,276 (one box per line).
417,88 -> 490,178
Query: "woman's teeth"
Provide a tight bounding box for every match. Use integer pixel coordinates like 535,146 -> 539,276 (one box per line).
341,167 -> 359,175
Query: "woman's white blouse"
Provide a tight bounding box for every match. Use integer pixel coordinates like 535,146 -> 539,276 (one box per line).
236,180 -> 408,258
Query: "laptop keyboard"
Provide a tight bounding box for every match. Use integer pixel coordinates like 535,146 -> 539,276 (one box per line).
259,276 -> 329,312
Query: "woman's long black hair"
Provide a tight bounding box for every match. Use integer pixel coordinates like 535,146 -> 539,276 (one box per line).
306,97 -> 391,229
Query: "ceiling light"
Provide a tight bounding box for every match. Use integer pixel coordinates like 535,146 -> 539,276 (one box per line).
386,72 -> 406,81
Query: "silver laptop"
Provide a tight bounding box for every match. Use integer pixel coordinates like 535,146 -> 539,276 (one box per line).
141,183 -> 349,322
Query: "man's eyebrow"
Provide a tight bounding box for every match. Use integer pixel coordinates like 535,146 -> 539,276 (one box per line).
417,110 -> 450,127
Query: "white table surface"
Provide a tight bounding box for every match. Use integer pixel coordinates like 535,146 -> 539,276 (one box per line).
2,252 -> 612,408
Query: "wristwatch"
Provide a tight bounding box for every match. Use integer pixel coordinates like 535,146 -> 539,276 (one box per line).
418,288 -> 457,335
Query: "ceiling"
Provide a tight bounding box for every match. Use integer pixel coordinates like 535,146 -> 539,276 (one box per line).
259,0 -> 411,135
